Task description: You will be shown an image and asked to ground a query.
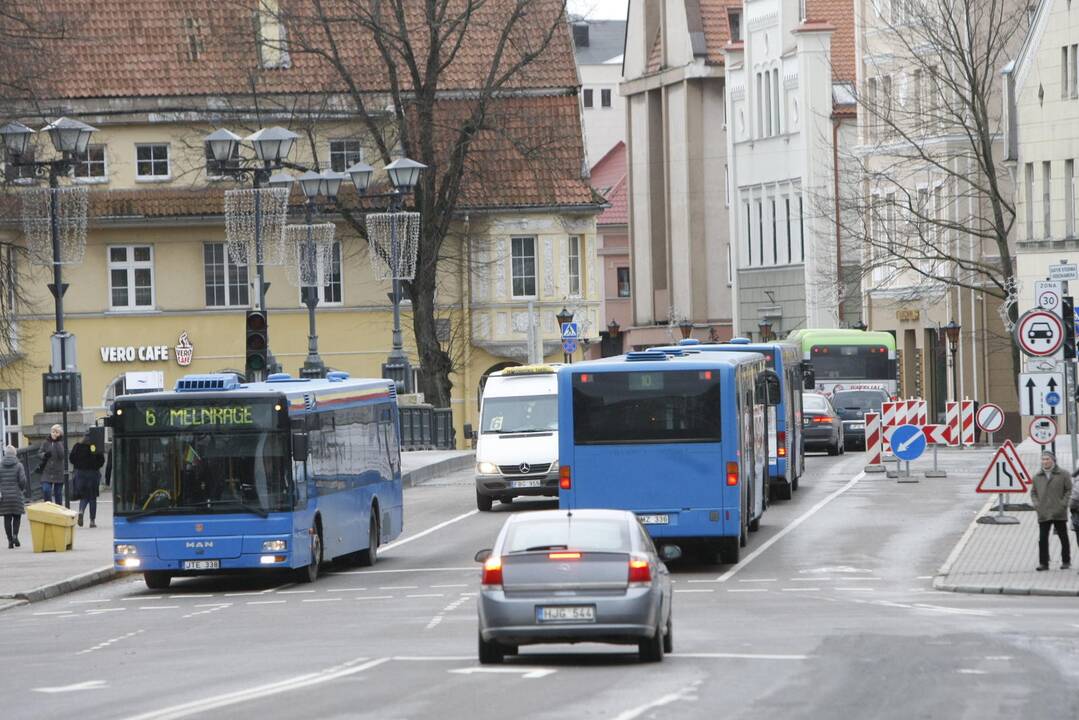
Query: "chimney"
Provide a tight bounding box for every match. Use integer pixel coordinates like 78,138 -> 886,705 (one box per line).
572,22 -> 589,48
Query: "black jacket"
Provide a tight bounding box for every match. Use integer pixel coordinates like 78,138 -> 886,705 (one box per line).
69,441 -> 105,473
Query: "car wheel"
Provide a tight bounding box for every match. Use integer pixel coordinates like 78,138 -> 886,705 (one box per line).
295,525 -> 322,583
476,491 -> 493,512
827,441 -> 839,456
638,620 -> 664,663
478,632 -> 505,665
356,513 -> 379,567
144,571 -> 171,591
662,613 -> 673,654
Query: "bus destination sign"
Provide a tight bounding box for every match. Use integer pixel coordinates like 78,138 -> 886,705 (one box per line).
121,401 -> 278,432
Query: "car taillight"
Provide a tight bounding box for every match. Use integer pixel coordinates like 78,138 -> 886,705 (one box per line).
628,554 -> 652,585
777,431 -> 786,457
559,465 -> 571,490
549,551 -> 581,560
726,461 -> 738,486
812,416 -> 831,424
481,556 -> 503,587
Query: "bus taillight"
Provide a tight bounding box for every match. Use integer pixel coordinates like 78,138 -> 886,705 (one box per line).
559,465 -> 572,490
777,431 -> 787,457
726,462 -> 739,486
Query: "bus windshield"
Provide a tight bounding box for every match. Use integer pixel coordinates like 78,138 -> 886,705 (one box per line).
114,431 -> 292,515
810,345 -> 891,380
481,395 -> 558,434
572,370 -> 722,445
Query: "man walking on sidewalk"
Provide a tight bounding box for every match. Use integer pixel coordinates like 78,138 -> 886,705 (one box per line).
1032,451 -> 1072,571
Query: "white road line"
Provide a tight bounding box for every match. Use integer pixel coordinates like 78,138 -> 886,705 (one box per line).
120,658 -> 390,720
224,592 -> 263,597
406,593 -> 445,598
327,587 -> 366,592
77,630 -> 143,656
194,603 -> 231,608
737,578 -> 777,583
788,578 -> 821,582
957,669 -> 987,675
139,605 -> 180,610
355,595 -> 395,601
835,588 -> 876,592
985,656 -> 1013,660
33,680 -> 108,694
916,576 -> 934,580
840,577 -> 883,582
69,599 -> 111,604
33,610 -> 73,616
674,589 -> 714,594
393,655 -> 475,661
718,471 -> 866,582
301,598 -> 340,603
86,607 -> 126,614
277,590 -> 316,595
431,584 -> 469,588
670,653 -> 808,660
610,681 -> 701,720
170,594 -> 213,599
380,585 -> 419,590
247,600 -> 286,606
726,589 -> 768,593
780,588 -> 820,592
334,566 -> 475,576
380,509 -> 479,553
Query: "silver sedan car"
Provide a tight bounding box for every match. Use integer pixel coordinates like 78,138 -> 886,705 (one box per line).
475,508 -> 677,664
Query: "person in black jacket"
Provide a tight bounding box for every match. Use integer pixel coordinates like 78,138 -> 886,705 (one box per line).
70,432 -> 105,528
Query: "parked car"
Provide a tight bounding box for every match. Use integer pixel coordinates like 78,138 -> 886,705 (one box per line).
475,508 -> 677,664
802,392 -> 844,455
831,389 -> 890,450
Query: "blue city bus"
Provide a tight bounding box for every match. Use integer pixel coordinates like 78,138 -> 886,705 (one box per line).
657,339 -> 804,500
557,350 -> 778,564
110,371 -> 403,590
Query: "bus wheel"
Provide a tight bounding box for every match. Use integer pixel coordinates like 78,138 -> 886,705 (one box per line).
476,491 -> 493,512
357,514 -> 379,567
296,526 -> 322,583
144,572 -> 171,591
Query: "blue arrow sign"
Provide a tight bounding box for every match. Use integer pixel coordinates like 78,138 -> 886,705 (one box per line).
560,322 -> 579,340
1046,391 -> 1061,407
562,339 -> 578,354
890,424 -> 926,462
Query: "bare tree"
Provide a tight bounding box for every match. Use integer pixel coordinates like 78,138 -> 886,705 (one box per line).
835,0 -> 1029,377
271,0 -> 579,406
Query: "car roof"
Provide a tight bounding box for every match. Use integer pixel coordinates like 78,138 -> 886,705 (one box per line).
506,508 -> 635,524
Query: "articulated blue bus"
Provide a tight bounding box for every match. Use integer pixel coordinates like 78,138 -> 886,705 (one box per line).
557,350 -> 777,564
110,371 -> 403,590
658,339 -> 804,500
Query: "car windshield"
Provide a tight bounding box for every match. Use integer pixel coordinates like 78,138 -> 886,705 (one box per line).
114,431 -> 292,515
804,395 -> 831,413
832,392 -> 886,412
503,517 -> 630,554
481,394 -> 558,434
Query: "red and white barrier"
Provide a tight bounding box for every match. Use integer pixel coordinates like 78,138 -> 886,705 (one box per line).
945,401 -> 960,446
881,401 -> 896,455
914,400 -> 928,426
960,399 -> 975,446
864,411 -> 883,471
922,424 -> 951,444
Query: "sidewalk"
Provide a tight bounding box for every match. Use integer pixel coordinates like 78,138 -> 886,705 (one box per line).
934,439 -> 1079,596
0,449 -> 473,611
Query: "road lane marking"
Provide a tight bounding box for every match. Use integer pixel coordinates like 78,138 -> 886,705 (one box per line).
86,607 -> 126,614
247,600 -> 285,605
840,577 -> 882,582
788,578 -> 821,582
328,587 -> 367,592
431,584 -> 469,588
726,589 -> 768,593
355,595 -> 394,601
610,680 -> 701,720
957,669 -> 987,675
737,578 -> 777,583
170,594 -> 213,599
120,657 -> 390,720
426,596 -> 471,630
407,593 -> 445,598
33,611 -> 73,616
224,592 -> 264,597
717,471 -> 866,582
138,606 -> 179,610
393,655 -> 474,661
780,588 -> 820,592
69,599 -> 111,604
77,630 -> 144,656
33,680 -> 108,694
835,588 -> 876,592
334,566 -> 475,575
194,603 -> 231,608
277,590 -> 316,595
380,585 -> 419,590
302,598 -> 341,603
674,589 -> 714,593
449,667 -> 556,679
380,509 -> 479,553
985,656 -> 1013,660
671,653 -> 808,660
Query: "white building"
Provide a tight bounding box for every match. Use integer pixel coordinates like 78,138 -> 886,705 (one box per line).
724,0 -> 859,337
572,18 -> 628,168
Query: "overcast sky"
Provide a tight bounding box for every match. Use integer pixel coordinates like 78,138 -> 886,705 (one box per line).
568,0 -> 629,20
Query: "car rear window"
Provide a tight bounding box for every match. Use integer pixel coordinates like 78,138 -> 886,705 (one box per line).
503,518 -> 630,554
804,395 -> 831,413
831,391 -> 886,411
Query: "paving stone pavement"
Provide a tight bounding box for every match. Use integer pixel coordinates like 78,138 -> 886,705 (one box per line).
934,439 -> 1079,596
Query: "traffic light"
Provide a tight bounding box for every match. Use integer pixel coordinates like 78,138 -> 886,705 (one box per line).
245,310 -> 269,379
1065,296 -> 1076,360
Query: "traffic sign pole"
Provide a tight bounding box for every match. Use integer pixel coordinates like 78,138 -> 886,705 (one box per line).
1064,284 -> 1079,473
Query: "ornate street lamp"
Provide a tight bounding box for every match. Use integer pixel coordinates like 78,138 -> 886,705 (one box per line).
607,319 -> 620,338
758,319 -> 773,342
852,319 -> 868,331
943,320 -> 961,401
556,307 -> 575,363
678,318 -> 693,340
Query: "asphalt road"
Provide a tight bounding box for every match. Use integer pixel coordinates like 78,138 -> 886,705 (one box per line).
6,450 -> 1079,719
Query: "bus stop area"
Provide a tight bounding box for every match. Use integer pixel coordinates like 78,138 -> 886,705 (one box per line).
0,449 -> 473,612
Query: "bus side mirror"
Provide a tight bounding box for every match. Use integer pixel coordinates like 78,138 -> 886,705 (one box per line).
802,365 -> 815,390
463,423 -> 474,440
757,370 -> 781,406
292,433 -> 309,460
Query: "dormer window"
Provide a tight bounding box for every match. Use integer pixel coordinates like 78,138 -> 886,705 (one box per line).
255,0 -> 290,69
728,9 -> 742,42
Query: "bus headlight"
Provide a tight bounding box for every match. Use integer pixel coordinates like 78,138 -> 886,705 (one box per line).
115,544 -> 138,556
262,540 -> 287,552
477,462 -> 499,475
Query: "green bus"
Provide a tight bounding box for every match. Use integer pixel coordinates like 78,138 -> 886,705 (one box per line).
786,328 -> 897,398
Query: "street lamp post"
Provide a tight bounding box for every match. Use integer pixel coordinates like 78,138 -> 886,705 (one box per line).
1,117 -> 96,508
758,319 -> 773,342
557,307 -> 574,363
206,127 -> 298,380
678,318 -> 693,340
943,320 -> 961,402
604,319 -> 622,357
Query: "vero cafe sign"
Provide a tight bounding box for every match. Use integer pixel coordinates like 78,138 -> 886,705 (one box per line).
100,332 -> 194,367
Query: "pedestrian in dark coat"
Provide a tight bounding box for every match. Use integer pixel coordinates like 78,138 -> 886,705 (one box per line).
37,424 -> 65,504
69,432 -> 104,528
1031,451 -> 1072,571
0,445 -> 28,548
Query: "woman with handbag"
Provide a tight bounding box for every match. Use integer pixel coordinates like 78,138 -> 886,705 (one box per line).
37,424 -> 65,505
0,445 -> 28,548
69,432 -> 104,528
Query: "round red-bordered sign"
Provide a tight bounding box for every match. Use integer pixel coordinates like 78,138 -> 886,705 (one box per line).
1029,416 -> 1057,445
976,402 -> 1005,433
1015,309 -> 1064,357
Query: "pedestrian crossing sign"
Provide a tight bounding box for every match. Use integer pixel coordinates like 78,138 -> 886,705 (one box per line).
560,322 -> 579,340
976,446 -> 1028,494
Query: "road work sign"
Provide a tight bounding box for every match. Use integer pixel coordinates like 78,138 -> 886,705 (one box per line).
977,446 -> 1028,493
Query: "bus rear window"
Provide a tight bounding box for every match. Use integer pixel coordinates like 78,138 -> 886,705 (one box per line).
572,371 -> 722,444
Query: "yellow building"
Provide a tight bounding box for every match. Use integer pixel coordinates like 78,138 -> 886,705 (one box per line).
0,0 -> 601,448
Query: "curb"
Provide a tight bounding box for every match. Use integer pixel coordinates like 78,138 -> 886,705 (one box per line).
0,565 -> 118,612
402,453 -> 475,487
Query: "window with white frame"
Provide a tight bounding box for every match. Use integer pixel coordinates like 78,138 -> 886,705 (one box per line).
617,266 -> 631,297
0,389 -> 20,448
1064,47 -> 1071,100
757,200 -> 764,265
1025,162 -> 1035,239
135,144 -> 170,179
600,89 -> 612,108
785,197 -> 793,263
511,237 -> 537,297
770,198 -> 778,264
1044,161 -> 1053,238
582,89 -> 594,109
329,139 -> 363,173
301,240 -> 342,304
744,202 -> 752,266
567,236 -> 581,296
798,195 -> 805,261
204,242 -> 249,307
108,245 -> 154,309
1067,159 -> 1076,238
74,144 -> 107,181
